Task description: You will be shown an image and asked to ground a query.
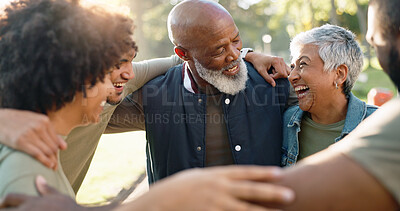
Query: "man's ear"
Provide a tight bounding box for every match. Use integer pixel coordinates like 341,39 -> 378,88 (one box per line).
174,46 -> 189,61
335,64 -> 348,86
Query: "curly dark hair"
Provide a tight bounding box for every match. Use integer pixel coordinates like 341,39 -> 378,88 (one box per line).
0,0 -> 135,114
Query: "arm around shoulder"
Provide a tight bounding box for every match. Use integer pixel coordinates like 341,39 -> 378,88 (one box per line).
125,55 -> 182,94
105,91 -> 145,134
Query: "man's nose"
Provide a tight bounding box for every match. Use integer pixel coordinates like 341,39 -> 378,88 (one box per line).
122,64 -> 135,80
225,46 -> 240,63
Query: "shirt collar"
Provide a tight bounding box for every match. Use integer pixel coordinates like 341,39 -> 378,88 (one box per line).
287,106 -> 304,127
182,62 -> 199,94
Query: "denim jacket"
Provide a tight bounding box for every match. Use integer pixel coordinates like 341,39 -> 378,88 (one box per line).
281,93 -> 378,167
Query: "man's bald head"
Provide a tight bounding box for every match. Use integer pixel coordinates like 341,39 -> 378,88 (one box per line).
166,0 -> 245,95
167,0 -> 234,48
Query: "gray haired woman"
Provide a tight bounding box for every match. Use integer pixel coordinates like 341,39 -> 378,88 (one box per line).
282,24 -> 377,166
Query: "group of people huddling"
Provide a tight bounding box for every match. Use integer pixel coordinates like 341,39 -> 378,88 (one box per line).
0,0 -> 399,210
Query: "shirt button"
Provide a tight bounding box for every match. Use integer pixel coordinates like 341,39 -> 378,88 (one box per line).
197,146 -> 202,151
235,145 -> 241,152
198,98 -> 202,103
225,98 -> 230,105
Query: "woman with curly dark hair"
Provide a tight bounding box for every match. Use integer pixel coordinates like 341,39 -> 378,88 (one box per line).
0,0 -> 134,198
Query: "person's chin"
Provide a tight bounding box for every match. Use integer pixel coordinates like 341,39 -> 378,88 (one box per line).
298,96 -> 314,112
107,96 -> 122,105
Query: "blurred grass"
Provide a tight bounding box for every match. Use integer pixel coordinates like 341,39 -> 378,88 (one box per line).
75,131 -> 147,205
353,58 -> 397,101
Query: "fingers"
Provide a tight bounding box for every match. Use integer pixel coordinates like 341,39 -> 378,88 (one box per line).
216,195 -> 271,211
12,114 -> 63,170
35,175 -> 58,196
206,166 -> 295,208
58,137 -> 68,150
22,143 -> 56,169
270,57 -> 289,80
212,166 -> 284,182
233,200 -> 283,211
270,68 -> 290,80
34,132 -> 59,170
252,55 -> 288,85
286,65 -> 291,76
253,64 -> 276,87
21,133 -> 57,169
34,120 -> 63,168
259,71 -> 276,87
229,180 -> 295,206
45,124 -> 67,151
217,194 -> 285,211
0,193 -> 32,208
35,125 -> 58,155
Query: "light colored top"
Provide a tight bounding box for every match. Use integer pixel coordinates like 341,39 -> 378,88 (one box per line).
61,55 -> 182,193
0,144 -> 74,198
332,97 -> 400,204
298,115 -> 345,160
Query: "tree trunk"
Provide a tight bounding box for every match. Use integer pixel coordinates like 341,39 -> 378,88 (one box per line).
330,0 -> 338,25
356,1 -> 370,68
130,0 -> 150,60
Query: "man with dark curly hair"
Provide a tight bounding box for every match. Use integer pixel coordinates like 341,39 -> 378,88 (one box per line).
0,0 -> 134,198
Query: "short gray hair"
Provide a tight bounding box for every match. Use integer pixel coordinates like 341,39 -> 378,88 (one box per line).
290,24 -> 363,96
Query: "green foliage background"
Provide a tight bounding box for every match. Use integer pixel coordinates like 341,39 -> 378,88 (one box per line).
111,0 -> 395,97
119,0 -> 371,61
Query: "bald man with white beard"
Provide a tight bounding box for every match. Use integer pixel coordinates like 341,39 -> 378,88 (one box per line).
106,0 -> 291,183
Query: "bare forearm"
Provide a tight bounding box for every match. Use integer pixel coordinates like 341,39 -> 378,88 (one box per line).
276,149 -> 398,210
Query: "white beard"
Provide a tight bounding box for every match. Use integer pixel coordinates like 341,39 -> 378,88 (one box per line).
193,58 -> 248,95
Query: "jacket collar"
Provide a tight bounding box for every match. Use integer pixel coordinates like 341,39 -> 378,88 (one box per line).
287,106 -> 304,128
287,93 -> 368,138
341,93 -> 368,135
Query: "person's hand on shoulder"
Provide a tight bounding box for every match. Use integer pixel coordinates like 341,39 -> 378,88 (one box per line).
0,167 -> 295,211
245,52 -> 290,87
0,109 -> 66,170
